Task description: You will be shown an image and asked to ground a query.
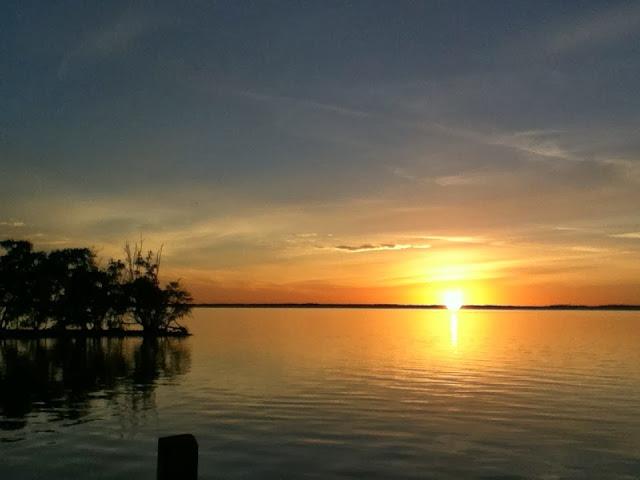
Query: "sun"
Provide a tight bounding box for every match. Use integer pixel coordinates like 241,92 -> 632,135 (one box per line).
443,289 -> 464,311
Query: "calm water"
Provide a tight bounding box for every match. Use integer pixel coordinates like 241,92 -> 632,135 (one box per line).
1,309 -> 640,479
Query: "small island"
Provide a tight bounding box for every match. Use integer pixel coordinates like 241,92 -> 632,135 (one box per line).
0,240 -> 193,338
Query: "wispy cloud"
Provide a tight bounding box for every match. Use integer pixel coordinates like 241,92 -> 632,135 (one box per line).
420,235 -> 486,244
226,87 -> 466,139
231,89 -> 373,119
553,226 -> 584,232
0,220 -> 25,227
546,3 -> 640,54
434,174 -> 485,187
610,232 -> 640,240
333,243 -> 430,253
486,130 -> 574,160
225,85 -> 586,169
391,168 -> 492,187
58,8 -> 173,78
569,246 -> 609,254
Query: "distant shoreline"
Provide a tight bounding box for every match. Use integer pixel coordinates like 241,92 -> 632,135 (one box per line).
192,303 -> 640,311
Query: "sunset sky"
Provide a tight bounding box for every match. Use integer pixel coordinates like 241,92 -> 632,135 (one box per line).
2,1 -> 640,304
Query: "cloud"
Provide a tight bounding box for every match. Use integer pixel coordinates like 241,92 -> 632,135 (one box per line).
570,246 -> 609,254
610,232 -> 640,239
546,3 -> 640,54
420,235 -> 486,244
226,87 -> 473,142
333,243 -> 430,253
485,130 -> 574,160
0,221 -> 25,227
231,89 -> 373,119
220,85 -> 596,173
391,168 -> 495,188
58,8 -> 173,78
553,226 -> 583,232
434,175 -> 484,187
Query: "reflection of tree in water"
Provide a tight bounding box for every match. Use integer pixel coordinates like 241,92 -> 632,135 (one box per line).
0,337 -> 191,431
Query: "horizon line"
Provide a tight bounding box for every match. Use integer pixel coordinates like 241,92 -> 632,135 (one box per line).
191,303 -> 640,311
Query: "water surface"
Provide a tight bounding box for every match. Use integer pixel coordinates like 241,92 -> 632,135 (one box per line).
1,308 -> 639,479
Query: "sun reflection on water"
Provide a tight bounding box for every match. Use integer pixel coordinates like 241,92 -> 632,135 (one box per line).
449,311 -> 458,347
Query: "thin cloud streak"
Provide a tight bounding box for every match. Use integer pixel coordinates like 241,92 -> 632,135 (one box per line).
230,89 -> 374,119
333,243 -> 431,253
58,7 -> 174,78
610,232 -> 640,239
231,86 -> 583,164
546,2 -> 640,54
0,221 -> 25,227
420,235 -> 487,244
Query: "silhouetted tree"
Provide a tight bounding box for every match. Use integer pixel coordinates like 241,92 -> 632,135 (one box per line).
0,240 -> 48,330
0,240 -> 192,335
123,241 -> 193,334
46,248 -> 101,330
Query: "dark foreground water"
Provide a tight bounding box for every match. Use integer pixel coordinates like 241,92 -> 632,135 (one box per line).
1,309 -> 640,479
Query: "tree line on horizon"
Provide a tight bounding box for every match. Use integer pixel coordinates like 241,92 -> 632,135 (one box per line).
0,240 -> 192,335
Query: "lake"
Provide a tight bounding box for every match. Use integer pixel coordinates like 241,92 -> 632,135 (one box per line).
1,308 -> 640,479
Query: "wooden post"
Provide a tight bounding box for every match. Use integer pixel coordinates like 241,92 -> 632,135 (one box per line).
157,434 -> 198,480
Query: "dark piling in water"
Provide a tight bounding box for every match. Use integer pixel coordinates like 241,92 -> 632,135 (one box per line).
157,434 -> 198,480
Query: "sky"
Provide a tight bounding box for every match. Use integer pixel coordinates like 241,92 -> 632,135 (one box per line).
1,0 -> 640,305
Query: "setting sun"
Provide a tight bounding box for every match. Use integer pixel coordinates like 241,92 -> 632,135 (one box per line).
443,290 -> 464,311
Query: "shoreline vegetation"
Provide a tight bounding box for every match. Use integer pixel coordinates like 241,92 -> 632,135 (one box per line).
0,240 -> 193,339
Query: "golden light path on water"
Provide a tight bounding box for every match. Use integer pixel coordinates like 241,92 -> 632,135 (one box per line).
450,312 -> 458,348
442,288 -> 463,348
